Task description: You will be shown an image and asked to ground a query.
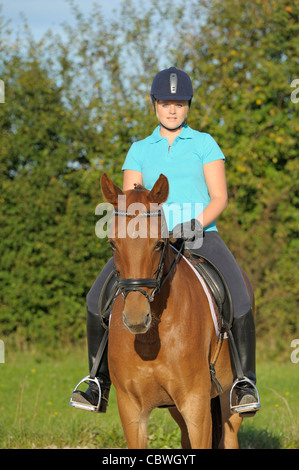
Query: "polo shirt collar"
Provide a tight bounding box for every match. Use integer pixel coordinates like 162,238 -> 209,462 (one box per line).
149,125 -> 192,144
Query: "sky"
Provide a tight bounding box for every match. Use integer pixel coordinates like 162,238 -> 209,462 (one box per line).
1,0 -> 125,40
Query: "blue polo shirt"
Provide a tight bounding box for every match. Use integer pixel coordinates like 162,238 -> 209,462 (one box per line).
122,125 -> 225,231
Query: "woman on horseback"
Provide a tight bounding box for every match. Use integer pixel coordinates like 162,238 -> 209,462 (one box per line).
70,67 -> 260,417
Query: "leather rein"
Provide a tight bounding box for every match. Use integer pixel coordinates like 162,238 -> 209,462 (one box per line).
113,208 -> 184,303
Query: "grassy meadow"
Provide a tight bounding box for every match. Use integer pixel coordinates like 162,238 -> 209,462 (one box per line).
0,345 -> 298,449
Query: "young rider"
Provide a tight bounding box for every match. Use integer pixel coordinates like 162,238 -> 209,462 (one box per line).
70,67 -> 260,417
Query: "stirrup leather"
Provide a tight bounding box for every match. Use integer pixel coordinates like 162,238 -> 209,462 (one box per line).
69,375 -> 101,412
230,377 -> 261,415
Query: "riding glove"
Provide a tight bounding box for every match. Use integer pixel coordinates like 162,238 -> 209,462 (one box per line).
172,218 -> 203,242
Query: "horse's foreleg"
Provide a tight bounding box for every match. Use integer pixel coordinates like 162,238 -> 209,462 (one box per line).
218,390 -> 242,449
168,407 -> 191,449
180,394 -> 213,449
116,392 -> 149,449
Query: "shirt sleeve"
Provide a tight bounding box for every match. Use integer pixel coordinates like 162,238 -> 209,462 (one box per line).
122,142 -> 143,172
202,134 -> 225,164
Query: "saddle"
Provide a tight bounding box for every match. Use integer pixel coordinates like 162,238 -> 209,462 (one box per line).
98,269 -> 119,328
187,250 -> 234,332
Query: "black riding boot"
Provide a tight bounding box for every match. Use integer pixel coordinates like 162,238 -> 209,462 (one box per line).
229,309 -> 260,417
70,309 -> 111,413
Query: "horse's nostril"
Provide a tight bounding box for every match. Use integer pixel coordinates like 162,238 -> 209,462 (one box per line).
122,311 -> 151,334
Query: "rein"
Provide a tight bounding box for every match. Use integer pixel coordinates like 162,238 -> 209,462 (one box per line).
113,208 -> 184,302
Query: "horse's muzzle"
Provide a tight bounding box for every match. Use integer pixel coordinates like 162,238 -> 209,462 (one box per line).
122,311 -> 152,334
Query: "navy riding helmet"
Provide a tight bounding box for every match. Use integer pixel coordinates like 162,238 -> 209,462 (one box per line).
150,67 -> 193,108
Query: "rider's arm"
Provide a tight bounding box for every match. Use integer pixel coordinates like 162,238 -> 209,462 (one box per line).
123,169 -> 143,191
199,159 -> 228,228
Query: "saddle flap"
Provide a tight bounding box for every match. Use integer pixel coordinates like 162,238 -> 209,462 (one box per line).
195,262 -> 225,312
98,270 -> 119,325
189,254 -> 234,331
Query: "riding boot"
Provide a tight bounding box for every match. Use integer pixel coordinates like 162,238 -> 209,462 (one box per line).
229,308 -> 260,417
70,309 -> 111,413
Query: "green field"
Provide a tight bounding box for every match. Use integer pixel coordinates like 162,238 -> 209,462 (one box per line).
0,346 -> 298,449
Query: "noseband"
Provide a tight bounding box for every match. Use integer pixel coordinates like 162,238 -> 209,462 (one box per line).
113,208 -> 183,303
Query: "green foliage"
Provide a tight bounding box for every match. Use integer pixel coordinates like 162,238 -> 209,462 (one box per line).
0,0 -> 298,357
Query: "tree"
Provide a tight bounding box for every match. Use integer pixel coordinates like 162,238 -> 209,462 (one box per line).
176,0 -> 299,358
0,0 -> 298,358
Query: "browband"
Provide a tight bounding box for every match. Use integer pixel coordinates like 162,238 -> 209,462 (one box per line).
113,209 -> 162,218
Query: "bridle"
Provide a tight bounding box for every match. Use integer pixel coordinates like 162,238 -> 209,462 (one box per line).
112,208 -> 184,303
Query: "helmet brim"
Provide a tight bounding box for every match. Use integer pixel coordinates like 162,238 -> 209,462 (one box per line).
152,94 -> 192,102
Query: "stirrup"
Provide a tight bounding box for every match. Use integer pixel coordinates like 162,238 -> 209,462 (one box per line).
230,377 -> 261,415
69,375 -> 101,412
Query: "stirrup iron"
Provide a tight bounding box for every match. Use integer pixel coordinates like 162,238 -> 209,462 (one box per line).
230,377 -> 261,415
69,375 -> 101,412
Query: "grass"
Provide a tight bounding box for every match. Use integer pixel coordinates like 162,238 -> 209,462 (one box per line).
0,344 -> 298,449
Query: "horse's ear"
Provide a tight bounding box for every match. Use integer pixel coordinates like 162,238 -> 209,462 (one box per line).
148,174 -> 169,204
101,173 -> 123,205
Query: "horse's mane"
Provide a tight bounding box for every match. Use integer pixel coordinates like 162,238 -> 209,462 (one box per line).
133,183 -> 147,191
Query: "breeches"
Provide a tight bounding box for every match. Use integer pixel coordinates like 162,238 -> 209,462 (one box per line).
86,231 -> 251,318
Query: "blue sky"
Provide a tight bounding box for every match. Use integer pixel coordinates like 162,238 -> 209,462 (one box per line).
1,0 -> 125,40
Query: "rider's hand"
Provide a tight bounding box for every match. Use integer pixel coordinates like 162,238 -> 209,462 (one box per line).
172,219 -> 203,242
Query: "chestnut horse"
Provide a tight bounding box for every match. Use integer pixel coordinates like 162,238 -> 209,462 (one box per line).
101,173 -> 244,449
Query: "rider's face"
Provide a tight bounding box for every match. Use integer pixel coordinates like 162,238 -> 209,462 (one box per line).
156,100 -> 189,130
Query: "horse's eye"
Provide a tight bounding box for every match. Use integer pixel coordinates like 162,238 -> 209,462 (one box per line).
154,240 -> 165,252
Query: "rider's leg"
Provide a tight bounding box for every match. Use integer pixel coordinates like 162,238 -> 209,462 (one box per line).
191,232 -> 260,416
70,309 -> 111,412
70,258 -> 114,412
230,308 -> 259,416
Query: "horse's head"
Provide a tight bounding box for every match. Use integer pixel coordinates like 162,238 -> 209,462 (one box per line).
101,173 -> 169,334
